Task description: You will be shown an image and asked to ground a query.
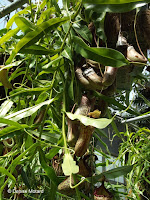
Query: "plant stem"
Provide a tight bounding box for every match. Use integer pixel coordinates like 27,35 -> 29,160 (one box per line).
62,81 -> 68,153
72,174 -> 81,200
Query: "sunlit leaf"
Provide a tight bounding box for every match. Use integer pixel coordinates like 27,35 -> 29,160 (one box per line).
66,112 -> 112,129
0,97 -> 59,127
6,17 -> 69,64
6,5 -> 36,29
62,153 -> 79,176
15,16 -> 36,33
0,99 -> 13,118
0,28 -> 19,45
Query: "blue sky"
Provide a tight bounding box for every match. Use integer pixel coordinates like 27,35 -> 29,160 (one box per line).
0,0 -> 63,29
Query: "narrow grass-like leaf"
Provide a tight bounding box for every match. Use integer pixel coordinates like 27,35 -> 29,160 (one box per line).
38,147 -> 59,186
73,36 -> 128,67
0,118 -> 23,128
0,99 -> 13,117
66,112 -> 112,129
0,167 -> 16,183
0,125 -> 28,140
0,98 -> 58,127
0,60 -> 25,71
19,45 -> 60,55
0,28 -> 19,45
28,130 -> 60,143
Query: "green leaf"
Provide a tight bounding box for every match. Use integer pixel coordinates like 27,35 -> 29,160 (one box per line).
0,125 -> 28,140
66,112 -> 112,129
62,153 -> 79,176
92,12 -> 106,42
83,0 -> 149,4
73,23 -> 92,43
0,98 -> 57,127
6,5 -> 36,29
0,28 -> 19,45
6,17 -> 69,64
15,16 -> 36,33
0,167 -> 16,183
84,2 -> 148,13
0,99 -> 13,117
0,118 -> 23,128
0,60 -> 25,70
73,36 -> 129,67
46,147 -> 60,160
37,8 -> 56,25
42,56 -> 63,69
27,130 -> 60,144
38,147 -> 59,185
19,45 -> 60,55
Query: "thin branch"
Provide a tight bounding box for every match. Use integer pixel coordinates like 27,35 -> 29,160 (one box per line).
0,0 -> 28,19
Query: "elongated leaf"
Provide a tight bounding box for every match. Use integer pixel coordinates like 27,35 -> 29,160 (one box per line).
0,28 -> 19,45
6,5 -> 36,29
73,23 -> 92,43
15,16 -> 36,33
84,2 -> 147,13
0,167 -> 16,183
0,98 -> 57,127
37,7 -> 56,25
73,36 -> 128,67
9,87 -> 50,97
6,17 -> 69,64
66,112 -> 112,129
0,125 -> 28,140
42,56 -> 63,69
19,45 -> 60,55
83,0 -> 149,4
0,118 -> 23,128
0,99 -> 13,117
38,147 -> 59,186
27,130 -> 60,143
0,60 -> 25,71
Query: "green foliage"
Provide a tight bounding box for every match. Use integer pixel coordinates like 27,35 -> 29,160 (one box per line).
0,0 -> 149,199
73,36 -> 129,67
